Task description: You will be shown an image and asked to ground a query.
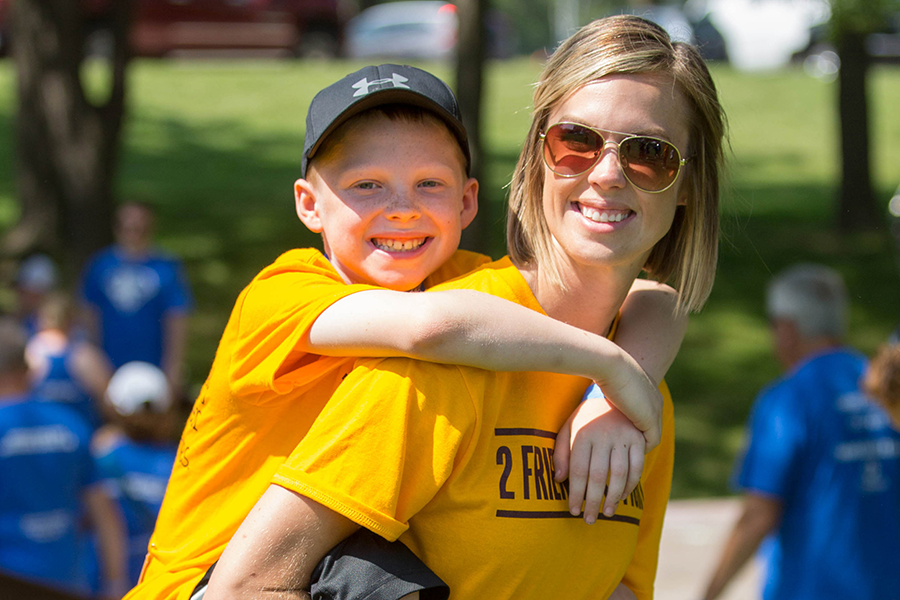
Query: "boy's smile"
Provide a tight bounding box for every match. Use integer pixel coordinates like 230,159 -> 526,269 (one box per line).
296,112 -> 478,291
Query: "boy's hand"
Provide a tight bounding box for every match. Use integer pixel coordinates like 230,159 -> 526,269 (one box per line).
594,352 -> 663,451
554,391 -> 645,524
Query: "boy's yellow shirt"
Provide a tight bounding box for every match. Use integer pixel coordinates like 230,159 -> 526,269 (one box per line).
276,258 -> 674,600
126,247 -> 489,600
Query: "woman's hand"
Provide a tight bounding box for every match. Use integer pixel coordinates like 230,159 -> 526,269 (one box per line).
554,391 -> 646,523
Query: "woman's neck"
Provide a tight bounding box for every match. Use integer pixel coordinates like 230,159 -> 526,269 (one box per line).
518,258 -> 643,337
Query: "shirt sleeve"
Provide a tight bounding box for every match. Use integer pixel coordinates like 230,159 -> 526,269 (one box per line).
736,382 -> 805,499
619,381 -> 675,600
273,357 -> 478,541
227,254 -> 381,403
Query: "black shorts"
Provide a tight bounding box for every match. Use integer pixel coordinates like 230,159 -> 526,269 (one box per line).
190,529 -> 448,600
311,529 -> 449,600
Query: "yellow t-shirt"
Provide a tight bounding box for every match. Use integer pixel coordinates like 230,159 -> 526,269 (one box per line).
126,247 -> 490,600
276,258 -> 674,600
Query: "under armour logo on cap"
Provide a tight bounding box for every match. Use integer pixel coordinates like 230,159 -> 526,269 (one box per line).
351,74 -> 411,97
301,64 -> 471,177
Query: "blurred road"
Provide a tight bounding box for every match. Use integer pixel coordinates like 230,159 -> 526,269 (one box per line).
656,497 -> 763,600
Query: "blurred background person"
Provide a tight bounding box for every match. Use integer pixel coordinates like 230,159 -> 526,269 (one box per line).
701,264 -> 900,600
79,202 -> 193,397
13,254 -> 59,338
92,361 -> 179,591
25,293 -> 115,431
0,318 -> 127,598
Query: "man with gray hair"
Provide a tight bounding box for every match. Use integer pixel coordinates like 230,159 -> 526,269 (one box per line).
701,264 -> 900,600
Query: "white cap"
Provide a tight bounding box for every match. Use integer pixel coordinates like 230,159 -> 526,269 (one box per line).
106,361 -> 172,416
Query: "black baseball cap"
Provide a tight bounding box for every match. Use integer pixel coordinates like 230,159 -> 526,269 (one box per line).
301,64 -> 470,177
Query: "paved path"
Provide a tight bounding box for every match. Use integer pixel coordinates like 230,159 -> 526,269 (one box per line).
655,497 -> 763,600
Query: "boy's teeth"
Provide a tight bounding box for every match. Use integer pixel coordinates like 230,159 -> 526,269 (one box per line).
579,205 -> 629,223
373,238 -> 426,251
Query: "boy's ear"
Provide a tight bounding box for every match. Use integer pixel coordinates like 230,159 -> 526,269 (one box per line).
459,177 -> 479,230
295,179 -> 324,233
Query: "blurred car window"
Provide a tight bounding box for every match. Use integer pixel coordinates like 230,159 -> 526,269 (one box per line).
346,1 -> 457,60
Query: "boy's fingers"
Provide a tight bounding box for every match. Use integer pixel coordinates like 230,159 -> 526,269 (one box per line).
581,443 -> 612,524
602,444 -> 628,518
554,418 -> 573,482
566,441 -> 591,518
623,443 -> 645,499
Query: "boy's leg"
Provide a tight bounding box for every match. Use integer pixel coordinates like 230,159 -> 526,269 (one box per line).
311,529 -> 449,600
189,530 -> 448,600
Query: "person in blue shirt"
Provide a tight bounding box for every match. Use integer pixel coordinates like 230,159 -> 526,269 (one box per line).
0,318 -> 127,598
701,264 -> 900,600
25,293 -> 114,431
79,201 -> 193,395
91,361 -> 179,589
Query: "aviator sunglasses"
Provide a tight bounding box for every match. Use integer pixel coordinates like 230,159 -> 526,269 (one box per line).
540,122 -> 690,193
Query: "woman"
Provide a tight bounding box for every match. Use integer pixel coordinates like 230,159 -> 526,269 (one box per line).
206,15 -> 726,600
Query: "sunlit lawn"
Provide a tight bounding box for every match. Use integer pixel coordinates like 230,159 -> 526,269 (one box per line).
0,57 -> 898,497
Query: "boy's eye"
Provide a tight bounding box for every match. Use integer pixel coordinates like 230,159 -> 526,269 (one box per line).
419,180 -> 441,189
354,181 -> 379,190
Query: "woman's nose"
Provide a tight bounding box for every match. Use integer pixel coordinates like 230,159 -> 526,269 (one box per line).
587,143 -> 628,190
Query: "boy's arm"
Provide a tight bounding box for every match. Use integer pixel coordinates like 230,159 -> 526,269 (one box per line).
309,288 -> 661,447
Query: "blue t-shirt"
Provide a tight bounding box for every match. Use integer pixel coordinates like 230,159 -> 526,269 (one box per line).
94,433 -> 177,586
737,348 -> 900,600
29,340 -> 102,431
79,246 -> 192,368
0,393 -> 98,593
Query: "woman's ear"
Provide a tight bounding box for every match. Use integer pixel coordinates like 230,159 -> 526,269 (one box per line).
459,177 -> 479,230
295,178 -> 323,233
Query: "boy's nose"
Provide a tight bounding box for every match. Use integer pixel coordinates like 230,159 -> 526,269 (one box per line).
385,192 -> 421,221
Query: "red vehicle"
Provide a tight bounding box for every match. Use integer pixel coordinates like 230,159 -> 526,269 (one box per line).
1,0 -> 348,58
123,0 -> 348,57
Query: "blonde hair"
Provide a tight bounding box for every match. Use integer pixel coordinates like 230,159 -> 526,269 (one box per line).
507,15 -> 726,313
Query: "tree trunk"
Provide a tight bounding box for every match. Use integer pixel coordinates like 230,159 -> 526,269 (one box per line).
836,29 -> 881,232
455,0 -> 489,253
8,0 -> 132,275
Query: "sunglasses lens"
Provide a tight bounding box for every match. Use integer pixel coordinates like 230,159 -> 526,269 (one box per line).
619,137 -> 681,192
543,124 -> 604,176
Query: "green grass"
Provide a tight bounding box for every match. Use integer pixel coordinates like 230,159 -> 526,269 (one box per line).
1,58 -> 899,498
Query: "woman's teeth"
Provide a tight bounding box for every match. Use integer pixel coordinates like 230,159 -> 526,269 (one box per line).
579,205 -> 629,223
373,238 -> 426,251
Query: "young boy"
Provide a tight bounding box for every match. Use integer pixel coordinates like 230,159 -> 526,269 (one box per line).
127,64 -> 685,600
